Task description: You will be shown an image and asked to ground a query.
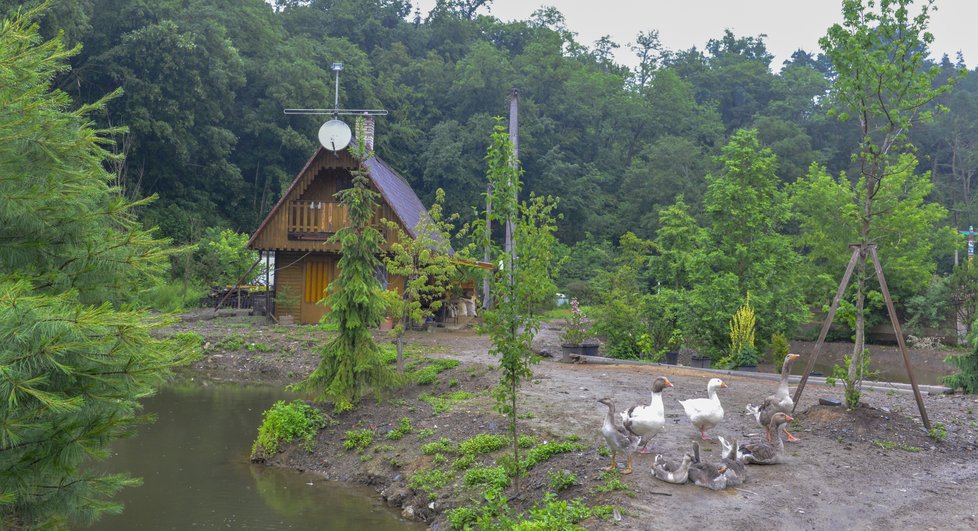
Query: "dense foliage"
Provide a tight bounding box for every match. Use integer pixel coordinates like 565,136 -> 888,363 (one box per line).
0,9 -> 196,527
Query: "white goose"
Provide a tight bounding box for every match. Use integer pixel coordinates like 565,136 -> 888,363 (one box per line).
679,378 -> 727,440
620,376 -> 673,453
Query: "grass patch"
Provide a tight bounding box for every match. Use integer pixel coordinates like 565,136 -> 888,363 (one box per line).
596,469 -> 633,494
928,421 -> 948,442
412,358 -> 461,385
343,429 -> 374,453
421,438 -> 454,455
407,467 -> 453,501
417,428 -> 436,439
522,440 -> 587,470
458,433 -> 508,456
548,470 -> 579,492
419,391 -> 474,415
245,341 -> 275,352
463,466 -> 510,493
251,400 -> 328,459
386,417 -> 413,440
217,334 -> 245,351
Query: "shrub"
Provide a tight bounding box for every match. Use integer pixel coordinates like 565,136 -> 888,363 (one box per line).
928,422 -> 948,442
421,438 -> 454,455
548,470 -> 578,492
769,332 -> 791,372
251,401 -> 328,459
463,466 -> 510,493
458,434 -> 508,456
343,429 -> 375,452
407,467 -> 453,500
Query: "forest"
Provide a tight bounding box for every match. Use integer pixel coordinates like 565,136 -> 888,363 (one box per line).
4,0 -> 978,350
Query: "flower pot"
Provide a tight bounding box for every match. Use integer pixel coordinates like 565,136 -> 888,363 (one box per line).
561,342 -> 599,361
690,355 -> 711,369
664,351 -> 679,365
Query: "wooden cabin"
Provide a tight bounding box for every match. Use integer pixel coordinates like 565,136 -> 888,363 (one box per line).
248,121 -> 426,324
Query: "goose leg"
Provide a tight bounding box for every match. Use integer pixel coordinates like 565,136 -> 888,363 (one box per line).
603,450 -> 617,471
638,438 -> 650,454
783,425 -> 800,442
623,453 -> 633,475
699,428 -> 711,441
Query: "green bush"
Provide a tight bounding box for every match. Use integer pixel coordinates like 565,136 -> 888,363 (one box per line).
458,434 -> 508,456
251,400 -> 328,459
138,281 -> 205,312
421,438 -> 454,455
548,470 -> 578,492
343,429 -> 375,452
407,467 -> 453,500
463,466 -> 510,493
412,358 -> 461,385
386,417 -> 413,440
769,332 -> 791,372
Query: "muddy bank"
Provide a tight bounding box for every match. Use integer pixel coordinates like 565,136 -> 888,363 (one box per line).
169,313 -> 978,530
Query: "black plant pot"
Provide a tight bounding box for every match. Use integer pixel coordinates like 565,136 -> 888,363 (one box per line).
561,342 -> 600,359
664,351 -> 679,365
690,355 -> 712,369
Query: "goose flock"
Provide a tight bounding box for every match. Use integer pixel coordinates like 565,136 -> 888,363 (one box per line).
597,354 -> 801,490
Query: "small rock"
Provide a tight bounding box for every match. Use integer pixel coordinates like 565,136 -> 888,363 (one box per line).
402,506 -> 415,519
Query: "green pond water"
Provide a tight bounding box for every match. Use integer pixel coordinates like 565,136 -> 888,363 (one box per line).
87,379 -> 420,530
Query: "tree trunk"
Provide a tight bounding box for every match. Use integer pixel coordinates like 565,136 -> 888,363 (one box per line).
396,323 -> 405,374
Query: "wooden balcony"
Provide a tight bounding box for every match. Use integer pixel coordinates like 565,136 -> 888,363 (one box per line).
287,200 -> 348,240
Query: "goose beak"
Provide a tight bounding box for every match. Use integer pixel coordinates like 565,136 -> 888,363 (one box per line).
785,414 -> 794,422
664,378 -> 674,387
721,382 -> 729,388
788,353 -> 800,361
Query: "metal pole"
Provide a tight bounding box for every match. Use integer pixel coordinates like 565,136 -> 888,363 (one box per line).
868,245 -> 931,430
505,88 -> 519,279
792,246 -> 862,411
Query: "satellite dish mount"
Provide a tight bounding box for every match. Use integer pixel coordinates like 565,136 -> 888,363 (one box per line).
284,62 -> 388,152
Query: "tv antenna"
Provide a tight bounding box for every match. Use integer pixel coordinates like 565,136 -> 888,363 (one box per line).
284,63 -> 388,151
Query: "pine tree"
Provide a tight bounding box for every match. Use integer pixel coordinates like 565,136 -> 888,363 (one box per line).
0,8 -> 195,528
291,120 -> 399,412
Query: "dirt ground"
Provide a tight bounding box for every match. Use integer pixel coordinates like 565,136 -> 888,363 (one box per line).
170,312 -> 978,530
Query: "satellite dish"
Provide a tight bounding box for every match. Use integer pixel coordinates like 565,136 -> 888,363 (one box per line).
318,119 -> 352,151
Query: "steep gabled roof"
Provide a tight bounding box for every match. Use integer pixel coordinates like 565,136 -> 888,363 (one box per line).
248,146 -> 430,250
364,156 -> 427,239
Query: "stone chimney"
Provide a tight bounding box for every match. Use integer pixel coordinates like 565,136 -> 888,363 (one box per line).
362,113 -> 375,151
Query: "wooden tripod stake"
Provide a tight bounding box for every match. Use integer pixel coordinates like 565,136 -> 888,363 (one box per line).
792,243 -> 931,430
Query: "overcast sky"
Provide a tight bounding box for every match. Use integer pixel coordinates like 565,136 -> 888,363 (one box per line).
412,0 -> 976,70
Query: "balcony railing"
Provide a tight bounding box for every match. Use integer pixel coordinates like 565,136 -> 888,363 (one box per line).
288,200 -> 348,238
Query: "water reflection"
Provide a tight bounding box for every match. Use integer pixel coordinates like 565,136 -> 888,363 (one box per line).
89,380 -> 418,530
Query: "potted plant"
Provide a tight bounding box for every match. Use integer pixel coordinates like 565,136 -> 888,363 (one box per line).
561,298 -> 598,358
664,329 -> 683,365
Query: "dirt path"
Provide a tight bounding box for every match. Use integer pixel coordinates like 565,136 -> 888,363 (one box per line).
173,314 -> 978,530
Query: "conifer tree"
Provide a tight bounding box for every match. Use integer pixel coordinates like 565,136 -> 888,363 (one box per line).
291,120 -> 399,411
0,8 -> 195,528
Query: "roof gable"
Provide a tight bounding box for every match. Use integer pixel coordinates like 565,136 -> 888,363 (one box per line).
248,146 -> 429,250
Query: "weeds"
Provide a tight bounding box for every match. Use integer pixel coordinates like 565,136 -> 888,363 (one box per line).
251,400 -> 328,459
928,422 -> 948,442
343,429 -> 374,452
548,470 -> 578,492
386,417 -> 413,440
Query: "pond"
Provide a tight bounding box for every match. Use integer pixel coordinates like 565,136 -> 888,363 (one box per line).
88,378 -> 420,530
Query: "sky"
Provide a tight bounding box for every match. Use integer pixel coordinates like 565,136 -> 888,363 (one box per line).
411,0 -> 976,70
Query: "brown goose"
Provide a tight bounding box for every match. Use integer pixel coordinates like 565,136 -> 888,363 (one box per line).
688,441 -> 728,490
598,397 -> 640,475
718,437 -> 748,486
765,353 -> 800,441
741,412 -> 792,465
621,376 -> 673,453
652,452 -> 693,484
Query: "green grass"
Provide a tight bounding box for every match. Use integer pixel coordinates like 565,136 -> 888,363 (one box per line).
407,467 -> 453,501
342,429 -> 374,452
421,438 -> 454,455
419,391 -> 474,415
458,434 -> 508,456
548,470 -> 579,492
251,400 -> 328,459
385,417 -> 413,440
412,358 -> 461,385
463,466 -> 510,493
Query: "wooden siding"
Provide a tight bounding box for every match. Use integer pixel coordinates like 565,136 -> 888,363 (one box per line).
273,251 -> 305,321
